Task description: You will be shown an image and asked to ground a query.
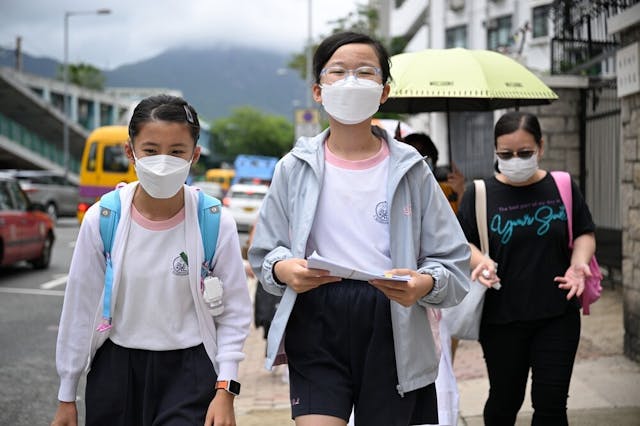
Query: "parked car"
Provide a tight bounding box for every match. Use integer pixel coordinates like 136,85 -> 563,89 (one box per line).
222,183 -> 269,232
1,169 -> 78,221
0,172 -> 55,269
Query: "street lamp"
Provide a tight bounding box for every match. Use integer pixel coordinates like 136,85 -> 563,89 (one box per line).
63,8 -> 111,179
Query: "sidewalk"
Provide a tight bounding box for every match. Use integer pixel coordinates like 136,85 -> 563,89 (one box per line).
235,282 -> 640,425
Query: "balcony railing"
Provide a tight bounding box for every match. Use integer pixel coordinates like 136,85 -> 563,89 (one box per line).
550,38 -> 618,75
550,0 -> 639,75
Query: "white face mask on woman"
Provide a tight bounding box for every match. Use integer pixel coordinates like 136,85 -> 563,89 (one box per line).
497,155 -> 539,183
321,76 -> 383,125
133,151 -> 192,199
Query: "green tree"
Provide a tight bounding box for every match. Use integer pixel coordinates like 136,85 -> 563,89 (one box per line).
56,63 -> 105,90
211,107 -> 294,160
287,3 -> 380,79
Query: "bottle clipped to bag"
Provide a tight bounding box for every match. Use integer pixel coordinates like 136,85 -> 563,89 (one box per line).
203,276 -> 224,316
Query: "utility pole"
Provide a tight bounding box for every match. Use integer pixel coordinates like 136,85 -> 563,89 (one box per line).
306,0 -> 313,108
15,36 -> 22,72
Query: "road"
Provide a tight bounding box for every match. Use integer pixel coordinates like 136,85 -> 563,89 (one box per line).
0,218 -> 249,425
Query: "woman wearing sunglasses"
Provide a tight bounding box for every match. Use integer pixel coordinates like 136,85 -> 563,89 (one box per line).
457,111 -> 597,425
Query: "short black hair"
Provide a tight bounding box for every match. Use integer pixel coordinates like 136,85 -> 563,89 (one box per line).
312,31 -> 391,85
128,94 -> 200,144
403,133 -> 439,165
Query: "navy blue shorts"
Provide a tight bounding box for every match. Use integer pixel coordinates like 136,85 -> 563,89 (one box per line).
285,279 -> 438,426
85,339 -> 217,426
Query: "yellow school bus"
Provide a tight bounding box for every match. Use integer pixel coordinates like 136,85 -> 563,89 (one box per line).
76,126 -> 136,222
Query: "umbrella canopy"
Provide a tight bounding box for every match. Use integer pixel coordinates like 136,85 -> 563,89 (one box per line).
380,48 -> 558,114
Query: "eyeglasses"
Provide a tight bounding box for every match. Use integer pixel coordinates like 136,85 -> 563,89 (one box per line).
495,150 -> 537,160
320,66 -> 382,82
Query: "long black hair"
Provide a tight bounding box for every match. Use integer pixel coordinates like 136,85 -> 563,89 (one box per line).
494,111 -> 542,148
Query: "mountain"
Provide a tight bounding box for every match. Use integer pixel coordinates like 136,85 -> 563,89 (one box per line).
0,46 -> 309,122
0,48 -> 59,78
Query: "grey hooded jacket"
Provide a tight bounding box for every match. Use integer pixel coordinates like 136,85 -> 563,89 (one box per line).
248,128 -> 470,396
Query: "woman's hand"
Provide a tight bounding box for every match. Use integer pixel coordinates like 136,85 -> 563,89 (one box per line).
51,401 -> 77,426
471,256 -> 500,289
273,258 -> 341,294
205,390 -> 236,426
370,269 -> 433,307
447,163 -> 466,198
554,263 -> 590,300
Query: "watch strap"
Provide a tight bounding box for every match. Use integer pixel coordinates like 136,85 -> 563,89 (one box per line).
215,379 -> 241,396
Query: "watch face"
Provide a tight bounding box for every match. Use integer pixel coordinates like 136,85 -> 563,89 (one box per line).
228,380 -> 241,396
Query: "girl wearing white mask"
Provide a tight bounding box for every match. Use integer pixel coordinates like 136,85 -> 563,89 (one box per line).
457,111 -> 597,425
52,95 -> 251,426
249,32 -> 470,426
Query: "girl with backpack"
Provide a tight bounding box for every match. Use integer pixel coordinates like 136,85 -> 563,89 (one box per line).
52,95 -> 251,426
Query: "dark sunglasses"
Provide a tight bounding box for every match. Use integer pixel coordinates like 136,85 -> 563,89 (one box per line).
495,150 -> 537,160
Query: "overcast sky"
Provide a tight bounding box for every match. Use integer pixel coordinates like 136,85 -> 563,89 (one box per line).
1,0 -> 363,70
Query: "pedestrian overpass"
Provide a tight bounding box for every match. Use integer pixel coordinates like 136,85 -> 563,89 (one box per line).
0,67 -> 180,182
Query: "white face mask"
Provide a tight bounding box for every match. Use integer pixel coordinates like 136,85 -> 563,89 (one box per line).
497,155 -> 538,183
133,152 -> 192,199
321,77 -> 384,125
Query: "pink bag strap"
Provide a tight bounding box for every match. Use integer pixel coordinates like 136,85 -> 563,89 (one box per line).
550,171 -> 573,248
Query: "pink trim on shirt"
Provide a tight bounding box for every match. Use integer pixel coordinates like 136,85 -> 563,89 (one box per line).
131,204 -> 185,231
324,138 -> 389,170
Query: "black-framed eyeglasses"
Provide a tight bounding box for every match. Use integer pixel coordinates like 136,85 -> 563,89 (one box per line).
495,150 -> 537,160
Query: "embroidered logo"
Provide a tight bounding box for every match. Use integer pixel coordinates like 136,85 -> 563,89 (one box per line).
291,397 -> 300,406
172,252 -> 189,276
374,201 -> 389,224
403,204 -> 412,216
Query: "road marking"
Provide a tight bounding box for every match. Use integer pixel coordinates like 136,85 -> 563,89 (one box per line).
0,287 -> 64,296
41,275 -> 68,289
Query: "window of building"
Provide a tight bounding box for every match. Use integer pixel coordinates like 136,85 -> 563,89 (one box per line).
532,4 -> 551,38
446,25 -> 468,48
487,15 -> 513,51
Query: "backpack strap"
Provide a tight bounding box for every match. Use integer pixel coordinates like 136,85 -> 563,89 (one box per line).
550,171 -> 573,247
473,179 -> 489,254
198,191 -> 222,281
97,189 -> 121,332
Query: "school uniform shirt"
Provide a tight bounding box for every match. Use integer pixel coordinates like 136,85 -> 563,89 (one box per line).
457,173 -> 596,324
109,206 -> 201,350
55,182 -> 252,403
307,140 -> 392,272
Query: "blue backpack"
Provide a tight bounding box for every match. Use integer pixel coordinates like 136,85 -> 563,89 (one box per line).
96,188 -> 221,332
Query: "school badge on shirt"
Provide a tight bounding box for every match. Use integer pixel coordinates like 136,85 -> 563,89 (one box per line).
172,251 -> 189,276
374,200 -> 389,224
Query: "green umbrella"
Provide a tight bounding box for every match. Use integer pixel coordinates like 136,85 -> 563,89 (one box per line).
380,47 -> 558,114
379,48 -> 558,163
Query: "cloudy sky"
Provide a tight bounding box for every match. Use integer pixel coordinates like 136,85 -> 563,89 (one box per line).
1,0 -> 363,69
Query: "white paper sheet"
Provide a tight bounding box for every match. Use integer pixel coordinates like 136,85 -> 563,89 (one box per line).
306,251 -> 410,282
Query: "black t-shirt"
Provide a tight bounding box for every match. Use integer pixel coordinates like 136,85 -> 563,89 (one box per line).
457,173 -> 595,324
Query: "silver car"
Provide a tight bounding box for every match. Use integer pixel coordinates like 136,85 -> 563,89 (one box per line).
2,170 -> 78,221
222,183 -> 268,232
